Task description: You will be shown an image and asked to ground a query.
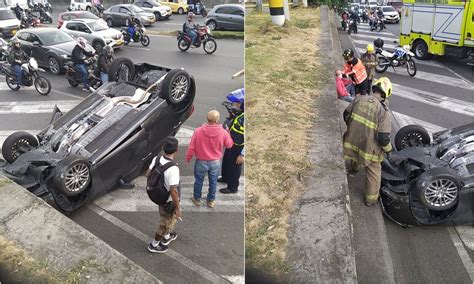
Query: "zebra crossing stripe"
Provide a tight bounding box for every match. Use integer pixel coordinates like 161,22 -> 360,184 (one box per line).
351,33 -> 399,43
0,100 -> 81,114
387,70 -> 474,91
352,38 -> 400,50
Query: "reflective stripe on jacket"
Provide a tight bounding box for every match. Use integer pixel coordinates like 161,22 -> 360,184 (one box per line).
343,95 -> 391,166
230,113 -> 244,146
344,58 -> 368,85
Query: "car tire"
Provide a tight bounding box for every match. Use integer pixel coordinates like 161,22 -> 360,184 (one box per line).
54,155 -> 91,197
394,124 -> 431,151
207,20 -> 217,31
416,168 -> 461,211
48,56 -> 62,75
413,40 -> 429,60
2,131 -> 39,164
106,18 -> 113,27
155,11 -> 162,20
160,69 -> 191,106
108,57 -> 135,82
178,7 -> 184,14
93,40 -> 104,52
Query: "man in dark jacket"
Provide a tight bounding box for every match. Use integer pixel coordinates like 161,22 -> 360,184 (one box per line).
98,45 -> 113,84
71,37 -> 94,91
8,38 -> 28,86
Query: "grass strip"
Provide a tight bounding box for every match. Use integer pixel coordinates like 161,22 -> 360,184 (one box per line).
245,7 -> 331,278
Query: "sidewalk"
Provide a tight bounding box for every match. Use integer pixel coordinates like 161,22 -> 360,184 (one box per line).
286,6 -> 357,283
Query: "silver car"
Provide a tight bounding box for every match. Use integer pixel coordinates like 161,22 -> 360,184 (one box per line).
60,18 -> 124,51
205,4 -> 244,31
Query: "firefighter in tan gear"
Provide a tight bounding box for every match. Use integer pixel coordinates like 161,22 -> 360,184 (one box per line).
343,77 -> 393,206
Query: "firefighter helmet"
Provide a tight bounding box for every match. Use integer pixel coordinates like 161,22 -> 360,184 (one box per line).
343,49 -> 354,60
372,77 -> 392,98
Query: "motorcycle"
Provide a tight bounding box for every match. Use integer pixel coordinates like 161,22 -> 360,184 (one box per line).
121,26 -> 150,47
189,2 -> 208,17
177,25 -> 217,54
375,45 -> 417,77
65,55 -> 102,90
92,4 -> 105,17
1,58 -> 51,96
20,11 -> 41,29
39,10 -> 53,24
361,11 -> 368,23
0,38 -> 9,62
347,19 -> 357,35
372,17 -> 385,32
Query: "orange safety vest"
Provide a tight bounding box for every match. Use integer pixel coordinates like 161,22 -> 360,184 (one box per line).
344,59 -> 368,85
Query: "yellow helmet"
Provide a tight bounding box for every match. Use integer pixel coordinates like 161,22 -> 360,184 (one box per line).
372,77 -> 392,98
367,43 -> 374,53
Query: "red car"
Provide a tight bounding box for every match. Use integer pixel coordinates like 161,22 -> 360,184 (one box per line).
57,11 -> 98,29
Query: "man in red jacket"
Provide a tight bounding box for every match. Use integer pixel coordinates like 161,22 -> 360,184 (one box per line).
186,110 -> 234,208
335,70 -> 354,102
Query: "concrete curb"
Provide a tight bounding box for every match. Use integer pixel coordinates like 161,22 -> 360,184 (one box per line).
286,6 -> 357,283
0,174 -> 162,283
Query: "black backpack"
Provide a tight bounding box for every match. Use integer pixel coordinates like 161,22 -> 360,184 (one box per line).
146,160 -> 176,205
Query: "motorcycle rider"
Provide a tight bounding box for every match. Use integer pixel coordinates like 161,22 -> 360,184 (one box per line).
98,45 -> 114,84
349,9 -> 358,33
126,15 -> 140,42
343,77 -> 393,206
184,12 -> 199,47
71,37 -> 95,92
14,4 -> 23,21
8,38 -> 28,87
341,9 -> 349,30
361,44 -> 378,94
342,49 -> 369,96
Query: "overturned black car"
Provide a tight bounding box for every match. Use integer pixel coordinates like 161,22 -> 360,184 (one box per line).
1,58 -> 195,213
381,123 -> 474,227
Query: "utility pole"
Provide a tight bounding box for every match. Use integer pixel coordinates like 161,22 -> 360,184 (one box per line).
283,0 -> 290,20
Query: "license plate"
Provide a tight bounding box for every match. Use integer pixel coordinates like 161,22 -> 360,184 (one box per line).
116,39 -> 124,45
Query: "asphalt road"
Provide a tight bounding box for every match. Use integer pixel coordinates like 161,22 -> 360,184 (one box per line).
338,21 -> 474,283
0,34 -> 244,283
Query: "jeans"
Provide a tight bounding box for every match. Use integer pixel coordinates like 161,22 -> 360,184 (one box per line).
346,83 -> 355,97
339,95 -> 354,102
128,26 -> 135,41
100,72 -> 109,84
193,159 -> 221,201
74,64 -> 88,88
187,30 -> 198,45
12,64 -> 23,86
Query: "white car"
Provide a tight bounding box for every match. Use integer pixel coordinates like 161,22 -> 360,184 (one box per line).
60,18 -> 124,51
4,0 -> 28,9
0,8 -> 20,38
134,0 -> 172,20
380,5 -> 399,23
69,0 -> 93,12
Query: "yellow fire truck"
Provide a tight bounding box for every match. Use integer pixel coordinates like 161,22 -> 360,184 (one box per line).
399,0 -> 473,60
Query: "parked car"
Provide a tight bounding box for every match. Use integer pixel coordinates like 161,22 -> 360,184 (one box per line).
0,8 -> 20,38
159,0 -> 188,15
13,28 -> 78,75
134,0 -> 172,20
380,5 -> 399,23
103,4 -> 155,27
205,4 -> 244,31
1,60 -> 196,213
61,19 -> 123,51
57,11 -> 99,29
380,123 -> 474,227
68,0 -> 93,12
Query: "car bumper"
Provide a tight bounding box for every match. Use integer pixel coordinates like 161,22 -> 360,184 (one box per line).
379,184 -> 419,227
142,18 -> 156,26
384,16 -> 399,23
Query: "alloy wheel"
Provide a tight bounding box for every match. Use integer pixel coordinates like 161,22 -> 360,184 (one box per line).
64,163 -> 90,194
170,74 -> 189,103
424,179 -> 458,208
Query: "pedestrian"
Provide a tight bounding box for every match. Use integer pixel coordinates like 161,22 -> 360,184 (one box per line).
146,137 -> 181,253
186,110 -> 233,208
361,44 -> 378,94
335,70 -> 355,102
342,48 -> 369,96
97,45 -> 114,85
343,77 -> 393,206
219,89 -> 244,195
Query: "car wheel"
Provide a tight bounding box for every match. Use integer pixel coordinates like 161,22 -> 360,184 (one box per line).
108,57 -> 135,82
160,69 -> 191,106
416,168 -> 461,211
106,18 -> 113,27
2,131 -> 39,164
48,56 -> 61,75
177,7 -> 184,14
394,124 -> 431,151
54,155 -> 91,197
155,11 -> 162,20
93,41 -> 104,52
413,40 -> 429,60
207,20 -> 217,31
5,75 -> 20,91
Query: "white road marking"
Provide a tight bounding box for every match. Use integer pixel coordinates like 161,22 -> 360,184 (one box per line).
222,275 -> 245,284
351,33 -> 399,43
0,100 -> 80,114
448,227 -> 474,283
387,70 -> 474,91
88,204 -> 231,284
123,46 -> 151,51
352,38 -> 399,50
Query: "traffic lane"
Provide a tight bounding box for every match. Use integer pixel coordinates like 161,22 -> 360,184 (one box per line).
69,207 -> 243,283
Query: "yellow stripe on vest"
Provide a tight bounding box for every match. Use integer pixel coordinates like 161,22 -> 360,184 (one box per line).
351,113 -> 378,130
343,142 -> 384,162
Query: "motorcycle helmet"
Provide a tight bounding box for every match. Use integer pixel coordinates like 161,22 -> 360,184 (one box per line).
76,37 -> 87,48
188,12 -> 195,19
373,38 -> 384,48
227,88 -> 245,104
11,38 -> 21,46
372,77 -> 392,98
366,43 -> 374,53
104,45 -> 114,58
343,49 -> 354,60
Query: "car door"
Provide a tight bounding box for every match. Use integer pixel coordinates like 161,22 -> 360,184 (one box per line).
107,6 -> 120,25
17,31 -> 33,56
228,6 -> 244,30
64,22 -> 79,39
76,22 -> 92,42
28,33 -> 47,66
119,7 -> 132,25
215,7 -> 230,29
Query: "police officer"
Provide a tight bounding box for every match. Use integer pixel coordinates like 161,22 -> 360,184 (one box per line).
219,88 -> 244,194
343,77 -> 393,206
342,48 -> 369,96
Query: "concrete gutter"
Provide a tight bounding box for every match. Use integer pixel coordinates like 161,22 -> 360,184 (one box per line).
0,173 -> 161,283
286,6 -> 358,283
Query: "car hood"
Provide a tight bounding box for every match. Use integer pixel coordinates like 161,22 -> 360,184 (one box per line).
94,28 -> 122,38
48,41 -> 76,55
0,18 -> 20,28
384,12 -> 399,16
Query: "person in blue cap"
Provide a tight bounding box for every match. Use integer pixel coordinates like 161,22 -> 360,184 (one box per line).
219,88 -> 244,194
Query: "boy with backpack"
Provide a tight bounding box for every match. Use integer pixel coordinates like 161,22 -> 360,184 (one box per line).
145,136 -> 181,253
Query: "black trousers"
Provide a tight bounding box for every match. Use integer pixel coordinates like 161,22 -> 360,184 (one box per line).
221,145 -> 243,192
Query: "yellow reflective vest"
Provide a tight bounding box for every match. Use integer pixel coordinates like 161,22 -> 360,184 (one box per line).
343,95 -> 391,165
